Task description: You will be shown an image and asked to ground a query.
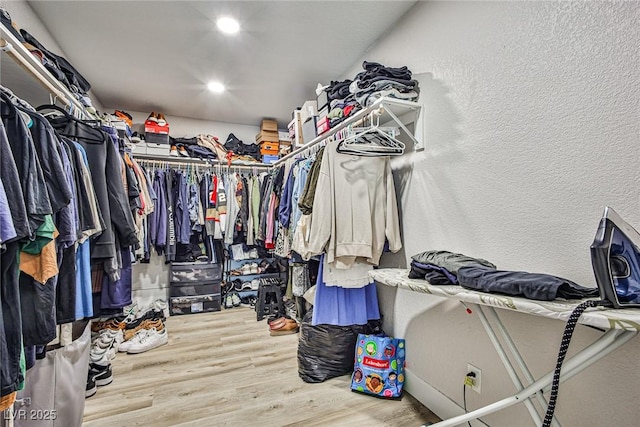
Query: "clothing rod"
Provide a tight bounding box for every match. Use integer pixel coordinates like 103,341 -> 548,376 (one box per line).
133,154 -> 271,169
0,25 -> 89,119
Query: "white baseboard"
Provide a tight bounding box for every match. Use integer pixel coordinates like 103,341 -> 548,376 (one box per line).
405,368 -> 487,426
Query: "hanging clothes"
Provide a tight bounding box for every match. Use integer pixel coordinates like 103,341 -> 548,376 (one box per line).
307,140 -> 402,269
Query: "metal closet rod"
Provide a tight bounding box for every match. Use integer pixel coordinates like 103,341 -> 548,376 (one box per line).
134,154 -> 271,170
0,26 -> 90,120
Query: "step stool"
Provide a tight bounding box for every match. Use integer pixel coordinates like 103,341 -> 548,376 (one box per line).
256,280 -> 284,321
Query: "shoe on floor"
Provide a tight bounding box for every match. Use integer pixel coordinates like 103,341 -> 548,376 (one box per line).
270,321 -> 299,336
119,329 -> 149,353
230,292 -> 241,307
85,375 -> 97,398
127,327 -> 168,354
89,363 -> 113,387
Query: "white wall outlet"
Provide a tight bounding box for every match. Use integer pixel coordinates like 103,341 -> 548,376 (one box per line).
466,363 -> 482,394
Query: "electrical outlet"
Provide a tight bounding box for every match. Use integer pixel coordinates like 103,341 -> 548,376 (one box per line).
466,363 -> 482,394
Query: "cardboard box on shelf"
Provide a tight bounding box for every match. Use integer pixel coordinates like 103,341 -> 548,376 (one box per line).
262,154 -> 279,164
261,119 -> 278,132
278,131 -> 292,142
255,130 -> 279,143
318,104 -> 329,120
260,141 -> 279,152
144,122 -> 169,135
143,141 -> 171,156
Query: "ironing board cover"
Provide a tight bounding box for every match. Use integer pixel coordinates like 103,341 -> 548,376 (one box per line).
370,269 -> 640,332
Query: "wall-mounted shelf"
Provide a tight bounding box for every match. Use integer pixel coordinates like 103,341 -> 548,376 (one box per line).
0,22 -> 92,119
275,97 -> 423,165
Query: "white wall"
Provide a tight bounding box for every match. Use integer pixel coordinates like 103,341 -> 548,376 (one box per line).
352,2 -> 640,426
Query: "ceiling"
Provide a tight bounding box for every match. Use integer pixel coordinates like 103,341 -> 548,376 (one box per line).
21,0 -> 417,127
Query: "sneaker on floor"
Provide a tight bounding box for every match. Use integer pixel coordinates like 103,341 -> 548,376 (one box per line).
89,363 -> 113,387
85,375 -> 97,398
127,328 -> 168,354
231,292 -> 241,307
119,329 -> 149,353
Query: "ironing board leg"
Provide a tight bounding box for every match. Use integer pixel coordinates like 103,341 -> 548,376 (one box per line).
426,327 -> 636,427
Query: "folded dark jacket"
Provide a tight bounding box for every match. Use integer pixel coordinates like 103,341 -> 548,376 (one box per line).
21,29 -> 91,94
186,145 -> 216,160
457,266 -> 600,301
412,250 -> 496,275
409,260 -> 458,284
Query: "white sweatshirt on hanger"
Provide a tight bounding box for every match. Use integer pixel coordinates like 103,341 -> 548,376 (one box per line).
307,141 -> 402,269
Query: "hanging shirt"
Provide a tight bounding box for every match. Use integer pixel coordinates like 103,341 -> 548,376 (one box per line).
0,178 -> 17,245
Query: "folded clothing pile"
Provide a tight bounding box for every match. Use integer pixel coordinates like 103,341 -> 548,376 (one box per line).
409,250 -> 599,301
1,7 -> 93,110
349,61 -> 420,108
325,79 -> 358,128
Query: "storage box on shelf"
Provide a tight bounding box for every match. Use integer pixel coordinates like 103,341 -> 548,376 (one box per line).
169,262 -> 223,315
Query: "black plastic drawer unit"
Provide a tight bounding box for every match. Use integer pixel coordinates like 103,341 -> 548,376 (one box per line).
170,294 -> 221,315
170,282 -> 221,298
169,262 -> 222,284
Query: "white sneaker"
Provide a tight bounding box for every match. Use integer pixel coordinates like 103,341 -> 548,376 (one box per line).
118,329 -> 149,353
127,328 -> 168,354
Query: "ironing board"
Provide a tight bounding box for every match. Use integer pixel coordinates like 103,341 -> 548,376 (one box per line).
369,268 -> 640,427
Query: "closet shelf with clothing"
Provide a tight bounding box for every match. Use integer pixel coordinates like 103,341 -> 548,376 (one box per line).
0,23 -> 92,120
275,96 -> 422,165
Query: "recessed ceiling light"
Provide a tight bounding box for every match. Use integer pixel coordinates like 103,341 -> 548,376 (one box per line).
217,16 -> 239,35
207,81 -> 225,93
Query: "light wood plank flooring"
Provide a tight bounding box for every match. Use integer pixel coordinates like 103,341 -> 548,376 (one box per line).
83,307 -> 440,426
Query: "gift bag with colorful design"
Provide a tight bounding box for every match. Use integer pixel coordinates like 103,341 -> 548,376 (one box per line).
350,334 -> 406,398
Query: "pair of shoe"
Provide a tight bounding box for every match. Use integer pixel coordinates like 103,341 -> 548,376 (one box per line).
119,325 -> 168,354
224,291 -> 241,309
91,318 -> 126,333
268,316 -> 299,336
146,111 -> 168,127
170,144 -> 189,157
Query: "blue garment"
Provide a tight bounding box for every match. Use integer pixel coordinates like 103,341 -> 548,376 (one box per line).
312,255 -> 381,326
290,160 -> 310,233
72,142 -> 93,319
411,260 -> 458,284
100,248 -> 133,309
149,169 -> 167,254
278,163 -> 297,228
0,178 -> 16,244
74,239 -> 93,319
173,170 -> 190,244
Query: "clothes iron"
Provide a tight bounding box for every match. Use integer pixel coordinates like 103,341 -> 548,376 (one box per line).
590,207 -> 640,308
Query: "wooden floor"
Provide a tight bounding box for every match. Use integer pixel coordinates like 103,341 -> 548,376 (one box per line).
83,307 -> 440,427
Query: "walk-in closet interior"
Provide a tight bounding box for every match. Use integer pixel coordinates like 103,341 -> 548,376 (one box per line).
1,1 -> 639,426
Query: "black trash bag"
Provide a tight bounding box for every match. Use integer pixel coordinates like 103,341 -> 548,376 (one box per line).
297,309 -> 384,383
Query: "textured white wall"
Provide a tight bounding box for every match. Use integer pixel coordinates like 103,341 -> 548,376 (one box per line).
355,1 -> 640,426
